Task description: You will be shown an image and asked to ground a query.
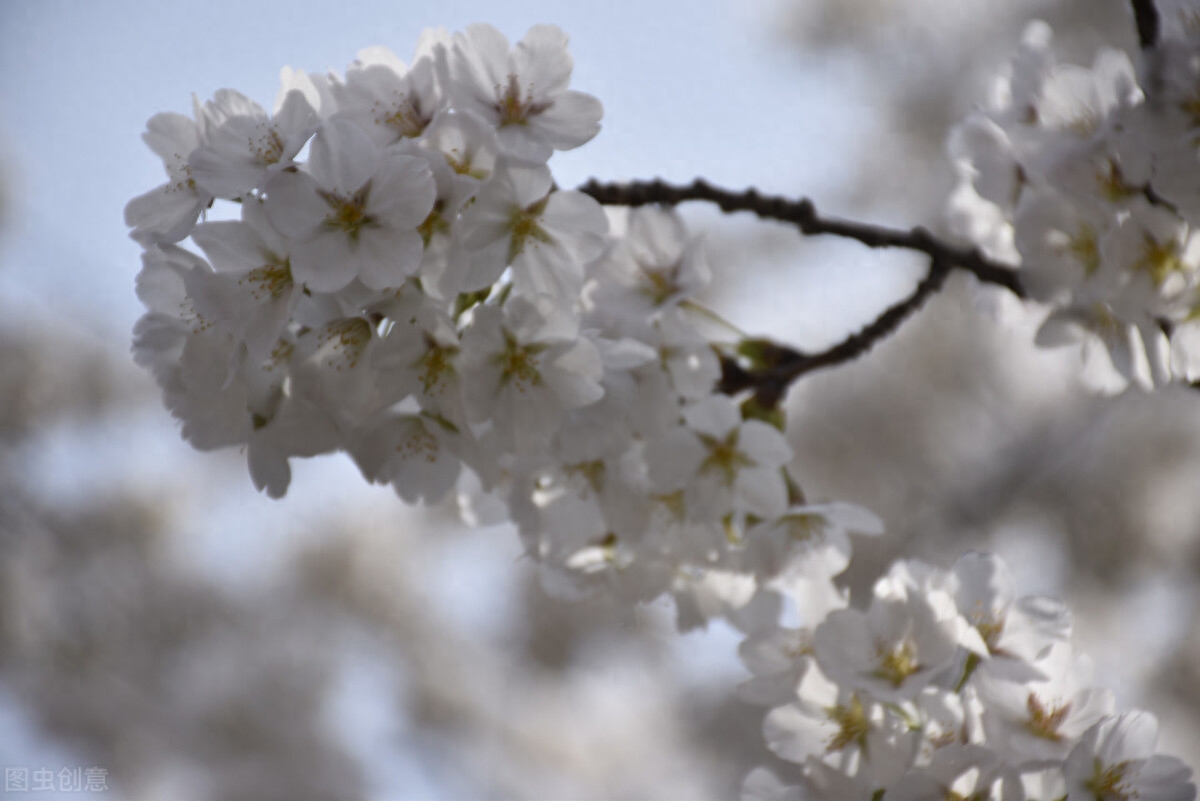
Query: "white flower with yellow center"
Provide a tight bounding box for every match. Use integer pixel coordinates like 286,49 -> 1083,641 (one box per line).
743,502 -> 884,588
950,551 -> 1070,684
188,198 -> 301,363
1064,712 -> 1195,801
446,23 -> 602,163
763,663 -> 911,779
588,206 -> 711,337
264,117 -> 435,292
1035,253 -> 1171,391
125,112 -> 213,244
975,643 -> 1114,764
736,625 -> 816,706
1104,202 -> 1200,311
645,395 -> 792,522
1014,190 -> 1111,304
373,290 -> 467,426
348,412 -> 463,504
331,33 -> 448,147
188,88 -> 317,199
460,160 -> 607,301
290,315 -> 389,427
421,109 -> 499,209
460,295 -> 604,454
814,578 -> 977,704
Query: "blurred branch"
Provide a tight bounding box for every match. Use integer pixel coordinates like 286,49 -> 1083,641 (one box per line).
578,178 -> 1025,298
1131,0 -> 1159,48
718,259 -> 952,407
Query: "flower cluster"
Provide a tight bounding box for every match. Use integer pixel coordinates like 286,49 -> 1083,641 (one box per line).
126,20 -> 1196,800
949,11 -> 1200,391
126,22 -> 822,612
741,552 -> 1195,801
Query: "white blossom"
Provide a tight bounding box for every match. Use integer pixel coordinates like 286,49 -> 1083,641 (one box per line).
125,112 -> 213,243
1064,712 -> 1195,801
265,117 -> 435,292
445,23 -> 602,163
188,88 -> 317,199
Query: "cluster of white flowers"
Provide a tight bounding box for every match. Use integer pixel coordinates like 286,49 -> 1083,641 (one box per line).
741,552 -> 1195,801
126,21 -> 1195,800
949,7 -> 1200,391
126,21 -> 815,613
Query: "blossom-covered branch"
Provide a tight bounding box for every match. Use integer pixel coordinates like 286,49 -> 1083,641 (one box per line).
576,177 -> 1026,297
123,19 -> 1198,801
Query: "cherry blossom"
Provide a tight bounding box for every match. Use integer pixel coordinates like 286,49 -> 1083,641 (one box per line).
124,21 -> 1200,800
188,88 -> 318,199
125,112 -> 213,244
265,117 -> 435,292
445,23 -> 602,163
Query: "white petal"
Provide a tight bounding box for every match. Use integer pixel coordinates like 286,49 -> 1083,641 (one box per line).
683,395 -> 740,438
263,171 -> 328,238
248,440 -> 292,498
309,118 -> 381,194
545,340 -> 605,408
142,112 -> 201,162
512,25 -> 573,97
125,184 -> 204,243
739,420 -> 793,467
737,465 -> 788,518
290,228 -> 357,292
645,428 -> 706,491
529,90 -> 603,150
809,502 -> 884,536
190,220 -> 269,274
356,227 -> 424,290
370,155 -> 437,226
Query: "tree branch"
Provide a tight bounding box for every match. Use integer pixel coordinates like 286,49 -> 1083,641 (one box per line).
1131,0 -> 1160,49
719,259 -> 952,407
579,177 -> 1024,406
577,178 -> 1025,299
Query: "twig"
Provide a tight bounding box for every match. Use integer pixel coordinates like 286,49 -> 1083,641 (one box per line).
577,178 -> 1025,299
579,177 -> 1022,405
718,259 -> 952,407
1132,0 -> 1160,49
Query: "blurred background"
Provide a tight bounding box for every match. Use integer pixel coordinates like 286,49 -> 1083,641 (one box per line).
1,0 -> 1197,798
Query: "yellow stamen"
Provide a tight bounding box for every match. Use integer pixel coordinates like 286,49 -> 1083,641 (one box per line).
873,639 -> 920,688
320,183 -> 375,242
493,330 -> 546,391
698,429 -> 755,486
1025,694 -> 1071,741
824,695 -> 870,753
239,254 -> 293,301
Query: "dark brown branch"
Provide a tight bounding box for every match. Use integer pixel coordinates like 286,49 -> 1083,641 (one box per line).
1132,0 -> 1160,49
719,259 -> 953,407
577,178 -> 1025,299
581,177 -> 1025,405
